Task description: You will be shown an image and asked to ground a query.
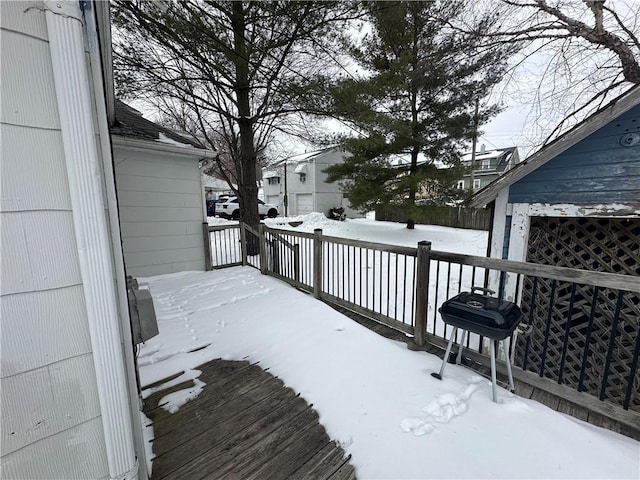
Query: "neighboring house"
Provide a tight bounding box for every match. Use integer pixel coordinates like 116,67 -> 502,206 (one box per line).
457,145 -> 520,191
262,147 -> 363,218
468,85 -> 640,413
202,173 -> 233,201
111,101 -> 215,277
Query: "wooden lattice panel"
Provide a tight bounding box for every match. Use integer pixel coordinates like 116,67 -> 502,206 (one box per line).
515,217 -> 640,412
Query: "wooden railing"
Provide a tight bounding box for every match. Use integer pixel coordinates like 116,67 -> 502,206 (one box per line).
205,223 -> 640,414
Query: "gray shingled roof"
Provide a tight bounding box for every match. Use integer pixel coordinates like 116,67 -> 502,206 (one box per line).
111,100 -> 205,149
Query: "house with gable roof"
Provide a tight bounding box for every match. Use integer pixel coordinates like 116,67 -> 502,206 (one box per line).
111,101 -> 216,277
458,145 -> 520,191
262,147 -> 363,218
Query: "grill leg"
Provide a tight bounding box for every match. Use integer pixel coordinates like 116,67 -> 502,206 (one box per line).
431,327 -> 457,380
490,339 -> 498,403
455,330 -> 467,365
503,337 -> 515,393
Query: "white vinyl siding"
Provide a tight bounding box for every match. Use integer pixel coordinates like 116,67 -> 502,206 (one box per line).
1,355 -> 102,455
114,147 -> 206,276
1,286 -> 91,377
1,3 -> 109,477
1,418 -> 108,479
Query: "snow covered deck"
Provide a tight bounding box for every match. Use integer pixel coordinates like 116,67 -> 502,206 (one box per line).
143,359 -> 354,479
137,267 -> 639,479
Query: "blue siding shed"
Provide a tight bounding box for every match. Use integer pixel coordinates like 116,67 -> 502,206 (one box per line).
509,104 -> 640,205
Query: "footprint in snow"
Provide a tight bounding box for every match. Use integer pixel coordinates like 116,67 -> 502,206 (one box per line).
400,377 -> 481,436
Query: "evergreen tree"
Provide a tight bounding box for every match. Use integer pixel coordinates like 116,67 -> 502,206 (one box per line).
319,1 -> 513,212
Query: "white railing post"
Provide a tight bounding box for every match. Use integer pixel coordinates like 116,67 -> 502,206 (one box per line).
313,229 -> 323,299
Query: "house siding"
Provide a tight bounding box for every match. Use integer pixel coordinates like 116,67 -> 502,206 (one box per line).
509,105 -> 640,204
114,147 -> 206,277
1,2 -> 109,477
262,149 -> 363,218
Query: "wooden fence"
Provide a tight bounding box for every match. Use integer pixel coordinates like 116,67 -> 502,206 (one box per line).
204,223 -> 640,418
376,205 -> 491,230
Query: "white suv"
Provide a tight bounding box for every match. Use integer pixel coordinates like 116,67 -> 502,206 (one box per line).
216,197 -> 279,220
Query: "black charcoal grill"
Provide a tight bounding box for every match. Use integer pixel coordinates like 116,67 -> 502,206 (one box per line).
431,286 -> 523,402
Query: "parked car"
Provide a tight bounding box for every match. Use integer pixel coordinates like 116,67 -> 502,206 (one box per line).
216,197 -> 279,220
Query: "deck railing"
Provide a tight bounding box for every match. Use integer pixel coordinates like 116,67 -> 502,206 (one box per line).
205,222 -> 640,413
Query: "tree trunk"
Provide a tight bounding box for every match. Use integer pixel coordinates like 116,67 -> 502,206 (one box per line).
232,1 -> 260,255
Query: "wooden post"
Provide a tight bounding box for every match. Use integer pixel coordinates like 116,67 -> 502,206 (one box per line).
313,228 -> 323,299
293,244 -> 300,282
413,240 -> 431,347
271,238 -> 280,275
202,222 -> 212,271
259,224 -> 267,275
239,222 -> 248,266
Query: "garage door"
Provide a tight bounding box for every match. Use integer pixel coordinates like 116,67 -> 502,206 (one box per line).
296,194 -> 313,215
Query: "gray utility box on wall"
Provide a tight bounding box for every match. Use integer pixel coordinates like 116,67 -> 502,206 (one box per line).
128,284 -> 159,344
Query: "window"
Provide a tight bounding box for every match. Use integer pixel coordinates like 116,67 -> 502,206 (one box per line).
299,173 -> 306,183
481,159 -> 491,170
473,179 -> 481,190
267,177 -> 280,185
456,180 -> 465,190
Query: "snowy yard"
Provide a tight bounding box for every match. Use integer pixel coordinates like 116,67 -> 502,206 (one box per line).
139,216 -> 639,479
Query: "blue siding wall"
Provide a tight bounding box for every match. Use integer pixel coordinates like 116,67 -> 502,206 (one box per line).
509,104 -> 640,204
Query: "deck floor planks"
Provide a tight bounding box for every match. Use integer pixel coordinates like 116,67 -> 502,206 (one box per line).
148,362 -> 271,437
146,358 -> 355,480
211,405 -> 321,480
149,372 -> 283,453
291,442 -> 354,480
158,391 -> 309,479
243,423 -> 332,480
151,378 -> 295,477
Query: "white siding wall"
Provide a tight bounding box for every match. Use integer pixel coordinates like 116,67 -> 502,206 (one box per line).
1,2 -> 109,477
114,146 -> 206,276
262,149 -> 363,218
313,150 -> 362,218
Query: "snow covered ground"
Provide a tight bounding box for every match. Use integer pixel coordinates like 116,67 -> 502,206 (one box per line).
140,215 -> 639,479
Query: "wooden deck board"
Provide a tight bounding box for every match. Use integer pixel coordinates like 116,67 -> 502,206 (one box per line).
148,363 -> 271,433
327,461 -> 358,480
151,377 -> 293,474
291,442 -> 353,480
213,405 -> 321,480
145,359 -> 355,480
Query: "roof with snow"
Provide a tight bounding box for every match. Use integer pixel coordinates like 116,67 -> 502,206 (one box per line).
387,152 -> 432,168
111,100 -> 206,149
269,147 -> 339,168
461,146 -> 518,172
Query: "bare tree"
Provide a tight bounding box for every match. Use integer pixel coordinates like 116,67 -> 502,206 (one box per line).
467,0 -> 640,143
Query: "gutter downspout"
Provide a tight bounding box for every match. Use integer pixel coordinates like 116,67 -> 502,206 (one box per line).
44,2 -> 138,479
84,2 -> 147,478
